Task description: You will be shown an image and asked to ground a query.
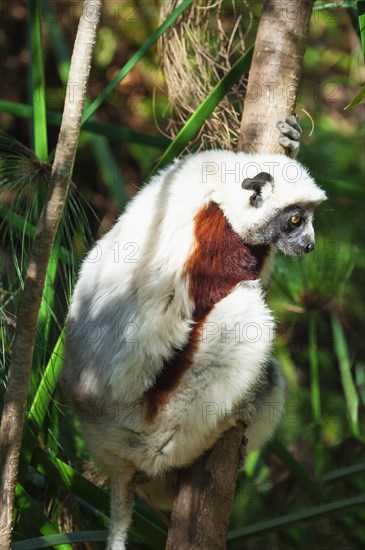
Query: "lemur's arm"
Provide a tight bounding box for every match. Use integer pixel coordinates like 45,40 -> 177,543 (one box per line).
277,114 -> 302,157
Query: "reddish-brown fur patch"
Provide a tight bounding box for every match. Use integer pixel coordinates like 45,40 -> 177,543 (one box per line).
144,202 -> 269,421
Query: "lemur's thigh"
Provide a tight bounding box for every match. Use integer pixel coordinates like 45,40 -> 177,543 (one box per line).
132,283 -> 275,475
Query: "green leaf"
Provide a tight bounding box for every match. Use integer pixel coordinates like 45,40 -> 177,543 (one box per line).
331,313 -> 359,436
309,314 -> 321,423
313,1 -> 357,10
30,443 -> 110,514
0,204 -> 36,239
12,530 -> 106,550
81,0 -> 194,125
90,134 -> 130,209
324,463 -> 365,482
27,331 -> 65,431
308,314 -> 324,475
269,439 -> 323,502
152,46 -> 254,174
28,0 -> 48,160
44,0 -> 70,84
344,85 -> 365,109
29,444 -> 167,549
227,493 -> 365,542
15,484 -> 72,550
44,3 -> 129,208
0,100 -> 169,148
357,0 -> 365,59
0,205 -> 74,266
35,240 -> 59,367
18,332 -> 65,480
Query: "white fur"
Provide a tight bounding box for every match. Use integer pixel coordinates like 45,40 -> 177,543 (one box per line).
61,151 -> 326,549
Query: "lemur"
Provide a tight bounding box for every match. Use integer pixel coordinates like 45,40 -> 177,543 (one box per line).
61,115 -> 326,549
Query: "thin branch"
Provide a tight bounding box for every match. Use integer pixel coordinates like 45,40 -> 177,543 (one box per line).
0,2 -> 102,548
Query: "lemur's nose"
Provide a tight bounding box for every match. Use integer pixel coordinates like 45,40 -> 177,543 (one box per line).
305,242 -> 315,253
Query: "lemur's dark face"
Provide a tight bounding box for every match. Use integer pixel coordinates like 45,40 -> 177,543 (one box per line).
246,204 -> 316,255
272,205 -> 315,255
257,205 -> 314,256
241,172 -> 318,256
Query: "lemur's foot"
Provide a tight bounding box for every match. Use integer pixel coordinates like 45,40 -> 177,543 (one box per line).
236,402 -> 257,426
277,114 -> 302,157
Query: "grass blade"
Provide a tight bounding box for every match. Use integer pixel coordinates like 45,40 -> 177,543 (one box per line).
27,331 -> 64,431
29,444 -> 167,548
344,84 -> 365,109
309,313 -> 324,475
12,531 -> 106,550
227,493 -> 365,542
331,313 -> 359,436
0,102 -> 170,148
45,3 -> 129,208
35,240 -> 59,365
323,463 -> 365,483
357,0 -> 365,58
269,439 -> 323,502
43,0 -> 70,83
28,442 -> 109,514
152,47 -> 253,173
309,314 -> 321,422
90,134 -> 129,209
18,333 -> 65,479
4,101 -> 169,149
81,0 -> 194,125
28,0 -> 48,160
0,204 -> 36,239
0,205 -> 74,266
15,484 -> 72,550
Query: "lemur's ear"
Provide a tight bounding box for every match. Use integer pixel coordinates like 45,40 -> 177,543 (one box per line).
241,172 -> 273,208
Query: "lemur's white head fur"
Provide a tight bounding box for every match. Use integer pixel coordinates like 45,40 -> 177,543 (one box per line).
160,151 -> 326,254
185,151 -> 325,225
164,150 -> 326,255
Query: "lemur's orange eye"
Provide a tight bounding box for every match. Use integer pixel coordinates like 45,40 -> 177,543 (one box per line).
290,215 -> 301,225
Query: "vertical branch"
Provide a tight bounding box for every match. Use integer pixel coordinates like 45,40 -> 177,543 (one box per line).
166,426 -> 246,550
167,1 -> 314,548
237,0 -> 314,154
0,2 -> 102,548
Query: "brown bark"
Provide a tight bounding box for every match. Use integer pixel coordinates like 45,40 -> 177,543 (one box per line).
165,426 -> 246,550
166,1 -> 314,549
0,2 -> 102,548
237,0 -> 314,154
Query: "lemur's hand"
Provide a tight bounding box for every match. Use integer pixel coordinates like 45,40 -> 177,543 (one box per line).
277,114 -> 302,158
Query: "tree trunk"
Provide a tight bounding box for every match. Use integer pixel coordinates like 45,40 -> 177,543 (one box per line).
166,426 -> 247,550
0,2 -> 102,548
166,1 -> 314,548
237,0 -> 314,154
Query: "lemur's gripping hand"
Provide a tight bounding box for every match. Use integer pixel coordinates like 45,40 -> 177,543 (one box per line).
277,114 -> 302,158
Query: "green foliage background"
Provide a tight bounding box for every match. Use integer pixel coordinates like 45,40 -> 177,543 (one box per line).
0,1 -> 364,548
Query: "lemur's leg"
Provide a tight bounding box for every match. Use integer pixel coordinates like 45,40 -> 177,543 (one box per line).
107,462 -> 136,550
277,114 -> 302,157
